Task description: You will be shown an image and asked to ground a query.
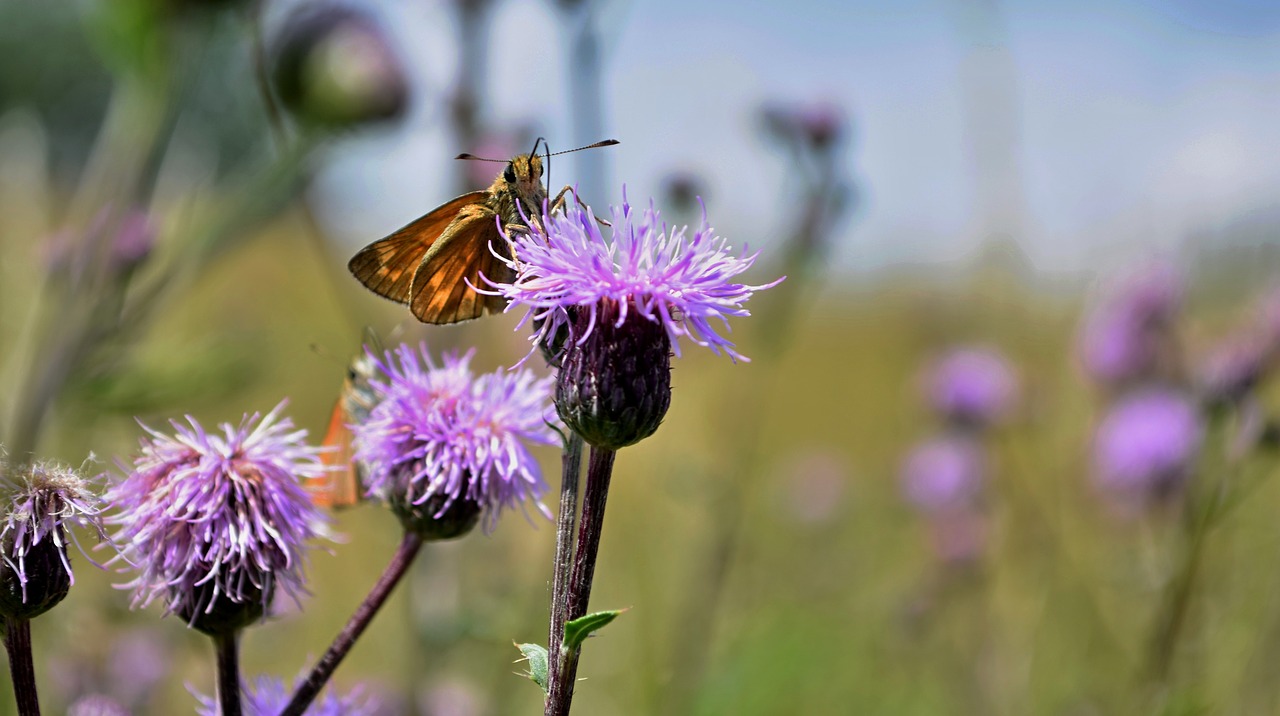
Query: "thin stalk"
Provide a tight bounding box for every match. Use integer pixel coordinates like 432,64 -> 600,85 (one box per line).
548,434 -> 584,680
545,446 -> 615,716
249,0 -> 288,147
281,531 -> 424,716
4,617 -> 40,716
212,630 -> 242,716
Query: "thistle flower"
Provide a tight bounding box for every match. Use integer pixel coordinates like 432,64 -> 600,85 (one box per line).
352,343 -> 557,538
0,460 -> 110,620
493,191 -> 782,449
1196,334 -> 1270,408
67,695 -> 130,716
1093,389 -> 1202,507
925,346 -> 1019,428
1078,262 -> 1184,387
195,674 -> 379,716
108,402 -> 328,635
899,435 -> 986,515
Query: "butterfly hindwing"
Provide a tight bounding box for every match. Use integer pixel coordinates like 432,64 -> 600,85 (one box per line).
409,204 -> 513,324
348,191 -> 490,303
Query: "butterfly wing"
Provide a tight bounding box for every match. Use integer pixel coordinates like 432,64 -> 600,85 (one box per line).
315,399 -> 362,508
408,204 -> 515,324
348,191 -> 490,303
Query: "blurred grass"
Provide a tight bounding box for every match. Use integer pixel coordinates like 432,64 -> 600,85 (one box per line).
5,210 -> 1280,715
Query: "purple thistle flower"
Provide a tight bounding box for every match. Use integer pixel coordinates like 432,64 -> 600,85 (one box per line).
107,402 -> 328,634
0,460 -> 110,619
1093,389 -> 1202,508
494,190 -> 782,364
1078,262 -> 1184,387
925,346 -> 1019,427
1196,334 -> 1270,407
67,694 -> 130,716
491,190 -> 781,449
900,435 -> 986,515
195,674 -> 380,716
353,343 -> 557,536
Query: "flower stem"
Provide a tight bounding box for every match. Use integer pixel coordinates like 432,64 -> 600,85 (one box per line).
281,531 -> 424,716
212,630 -> 242,716
4,617 -> 40,716
548,434 -> 584,677
545,445 -> 616,716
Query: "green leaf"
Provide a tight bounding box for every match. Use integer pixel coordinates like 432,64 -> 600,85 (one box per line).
563,609 -> 627,652
516,642 -> 549,692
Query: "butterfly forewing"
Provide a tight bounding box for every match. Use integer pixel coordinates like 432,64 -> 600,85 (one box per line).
348,191 -> 490,303
313,343 -> 382,509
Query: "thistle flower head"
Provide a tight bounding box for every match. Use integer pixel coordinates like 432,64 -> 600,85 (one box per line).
0,460 -> 110,620
353,343 -> 557,537
495,190 -> 782,364
195,674 -> 379,716
492,191 -> 780,448
1093,388 -> 1202,507
1078,262 -> 1184,387
925,346 -> 1018,427
900,435 -> 986,515
1196,334 -> 1270,407
107,402 -> 328,634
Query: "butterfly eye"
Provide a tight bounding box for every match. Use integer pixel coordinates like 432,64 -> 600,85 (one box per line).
504,164 -> 517,183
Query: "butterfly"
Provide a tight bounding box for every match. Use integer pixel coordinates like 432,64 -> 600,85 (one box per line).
313,331 -> 383,509
347,138 -> 618,324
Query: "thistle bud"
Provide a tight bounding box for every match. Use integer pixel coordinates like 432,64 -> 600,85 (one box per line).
555,299 -> 672,450
273,6 -> 408,128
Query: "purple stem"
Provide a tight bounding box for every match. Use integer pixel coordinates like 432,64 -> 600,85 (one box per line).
4,617 -> 40,716
280,531 -> 424,716
545,446 -> 616,716
213,630 -> 242,716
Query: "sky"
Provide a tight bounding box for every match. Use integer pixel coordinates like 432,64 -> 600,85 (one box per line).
305,0 -> 1280,278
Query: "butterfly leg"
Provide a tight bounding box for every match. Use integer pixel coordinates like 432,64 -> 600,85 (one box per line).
549,185 -> 612,227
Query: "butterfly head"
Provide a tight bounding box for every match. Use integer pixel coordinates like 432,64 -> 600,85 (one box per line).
504,153 -> 546,210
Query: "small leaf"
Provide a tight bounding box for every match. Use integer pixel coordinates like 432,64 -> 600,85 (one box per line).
516,642 -> 549,692
563,609 -> 627,652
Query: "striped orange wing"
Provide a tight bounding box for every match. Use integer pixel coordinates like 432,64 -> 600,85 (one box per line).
348,191 -> 490,303
407,204 -> 515,324
315,400 -> 362,508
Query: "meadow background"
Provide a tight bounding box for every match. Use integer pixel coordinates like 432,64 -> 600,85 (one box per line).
2,1 -> 1280,714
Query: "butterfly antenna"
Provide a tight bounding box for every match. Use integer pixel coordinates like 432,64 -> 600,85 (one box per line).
548,139 -> 620,157
454,153 -> 506,162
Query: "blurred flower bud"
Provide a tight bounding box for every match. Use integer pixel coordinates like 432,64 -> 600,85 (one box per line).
925,346 -> 1019,428
661,171 -> 708,218
1093,388 -> 1202,510
273,6 -> 408,128
900,434 -> 986,515
67,695 -> 130,716
1196,334 -> 1269,408
759,100 -> 847,152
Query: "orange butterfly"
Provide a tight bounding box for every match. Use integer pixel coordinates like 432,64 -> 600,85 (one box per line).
347,139 -> 618,324
313,333 -> 383,508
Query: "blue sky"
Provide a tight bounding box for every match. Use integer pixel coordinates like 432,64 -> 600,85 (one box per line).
308,0 -> 1280,277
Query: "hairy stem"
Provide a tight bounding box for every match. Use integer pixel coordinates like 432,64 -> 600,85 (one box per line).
548,434 -> 584,684
545,446 -> 615,716
281,531 -> 423,716
4,617 -> 40,716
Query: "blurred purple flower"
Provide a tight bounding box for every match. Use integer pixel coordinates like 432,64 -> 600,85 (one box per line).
1078,262 -> 1184,386
42,207 -> 156,282
900,435 -> 986,514
195,674 -> 380,716
925,346 -> 1019,427
0,460 -> 110,618
106,629 -> 170,706
67,694 -> 130,716
353,343 -> 557,535
418,676 -> 487,716
760,100 -> 847,150
1196,334 -> 1269,407
1093,389 -> 1202,506
495,189 -> 783,364
926,510 -> 988,566
107,402 -> 328,629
